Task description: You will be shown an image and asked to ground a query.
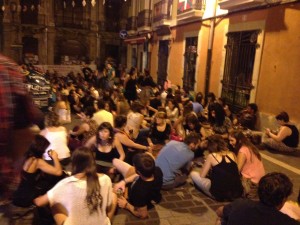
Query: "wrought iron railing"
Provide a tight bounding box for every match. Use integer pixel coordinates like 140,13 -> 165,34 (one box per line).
221,30 -> 260,112
137,9 -> 152,28
177,0 -> 206,14
153,0 -> 172,23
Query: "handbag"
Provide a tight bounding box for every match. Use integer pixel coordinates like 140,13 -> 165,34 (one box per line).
170,130 -> 183,142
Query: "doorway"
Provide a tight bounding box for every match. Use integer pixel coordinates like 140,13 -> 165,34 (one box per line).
157,40 -> 169,87
183,37 -> 198,92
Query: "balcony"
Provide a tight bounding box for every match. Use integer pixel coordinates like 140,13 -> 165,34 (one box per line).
126,16 -> 137,35
55,15 -> 91,30
137,9 -> 152,33
218,0 -> 265,11
177,0 -> 205,23
98,20 -> 121,33
153,0 -> 172,29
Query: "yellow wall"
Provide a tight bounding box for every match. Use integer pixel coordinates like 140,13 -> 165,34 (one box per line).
256,4 -> 300,122
150,3 -> 300,123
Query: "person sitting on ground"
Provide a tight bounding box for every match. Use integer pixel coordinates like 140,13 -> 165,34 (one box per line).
229,130 -> 265,199
92,99 -> 114,127
147,111 -> 171,156
125,101 -> 146,140
262,111 -> 299,152
40,112 -> 71,166
280,189 -> 300,221
192,92 -> 204,115
68,106 -> 98,150
147,91 -> 162,117
114,115 -> 151,165
113,153 -> 163,219
208,103 -> 232,139
12,135 -> 62,210
233,103 -> 258,130
172,102 -> 195,140
155,132 -> 201,190
54,93 -> 71,124
190,135 -> 243,201
218,97 -> 232,120
165,99 -> 180,124
216,172 -> 300,225
85,122 -> 125,178
68,89 -> 83,114
203,92 -> 216,117
34,147 -> 115,225
116,93 -> 130,116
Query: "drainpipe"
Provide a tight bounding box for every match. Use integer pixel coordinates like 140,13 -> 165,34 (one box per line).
204,0 -> 218,100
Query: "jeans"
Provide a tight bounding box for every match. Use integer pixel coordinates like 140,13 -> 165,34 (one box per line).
190,171 -> 212,197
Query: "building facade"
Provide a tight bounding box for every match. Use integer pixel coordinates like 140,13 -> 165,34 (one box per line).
124,0 -> 300,126
0,0 -> 128,66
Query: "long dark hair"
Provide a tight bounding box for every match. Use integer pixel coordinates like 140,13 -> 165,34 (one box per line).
229,130 -> 261,161
96,122 -> 114,146
208,103 -> 226,127
25,134 -> 50,159
71,147 -> 102,214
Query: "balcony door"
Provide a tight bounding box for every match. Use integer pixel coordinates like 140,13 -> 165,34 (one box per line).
157,40 -> 169,87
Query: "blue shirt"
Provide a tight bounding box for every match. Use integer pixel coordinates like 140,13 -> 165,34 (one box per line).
155,141 -> 194,185
192,102 -> 204,114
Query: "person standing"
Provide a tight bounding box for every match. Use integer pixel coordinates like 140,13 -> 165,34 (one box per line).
0,54 -> 44,206
124,67 -> 138,104
106,63 -> 115,89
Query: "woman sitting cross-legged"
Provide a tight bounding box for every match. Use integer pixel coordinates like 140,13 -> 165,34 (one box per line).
34,147 -> 116,225
229,130 -> 265,199
85,122 -> 125,178
190,135 -> 243,201
113,153 -> 163,219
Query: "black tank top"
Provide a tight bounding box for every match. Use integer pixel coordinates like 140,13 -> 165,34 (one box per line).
94,145 -> 120,163
13,170 -> 40,207
210,154 -> 243,201
283,124 -> 299,148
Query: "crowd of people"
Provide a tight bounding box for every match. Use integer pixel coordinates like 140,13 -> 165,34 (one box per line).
0,54 -> 299,225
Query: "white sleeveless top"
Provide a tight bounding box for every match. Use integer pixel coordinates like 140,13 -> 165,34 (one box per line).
43,128 -> 71,160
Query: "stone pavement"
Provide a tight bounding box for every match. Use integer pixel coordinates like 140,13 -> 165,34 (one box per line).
111,149 -> 300,225
1,117 -> 299,225
65,116 -> 300,225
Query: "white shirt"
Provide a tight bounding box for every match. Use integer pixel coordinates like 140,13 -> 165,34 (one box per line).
47,174 -> 112,225
42,128 -> 71,160
92,109 -> 114,127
